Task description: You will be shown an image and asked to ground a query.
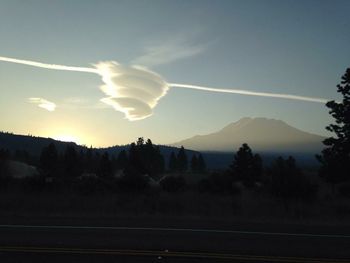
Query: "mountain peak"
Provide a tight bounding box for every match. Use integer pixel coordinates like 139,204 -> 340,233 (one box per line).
173,117 -> 325,153
220,117 -> 286,133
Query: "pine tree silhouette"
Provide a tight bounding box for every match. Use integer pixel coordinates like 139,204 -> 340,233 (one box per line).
40,143 -> 58,177
197,153 -> 206,173
230,143 -> 262,187
317,68 -> 350,185
177,146 -> 188,172
116,150 -> 128,170
190,154 -> 198,172
168,151 -> 177,172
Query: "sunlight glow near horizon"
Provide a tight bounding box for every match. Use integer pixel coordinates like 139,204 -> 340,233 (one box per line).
53,134 -> 80,144
38,121 -> 100,147
46,127 -> 84,145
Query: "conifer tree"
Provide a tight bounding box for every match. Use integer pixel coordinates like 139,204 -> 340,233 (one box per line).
190,154 -> 198,172
230,143 -> 262,187
98,152 -> 112,177
197,153 -> 206,173
177,146 -> 188,172
168,151 -> 177,172
64,145 -> 79,178
116,150 -> 128,170
40,143 -> 58,176
317,68 -> 350,184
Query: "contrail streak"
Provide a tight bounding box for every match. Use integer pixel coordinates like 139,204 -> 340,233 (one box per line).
0,56 -> 98,74
0,56 -> 329,106
169,83 -> 328,104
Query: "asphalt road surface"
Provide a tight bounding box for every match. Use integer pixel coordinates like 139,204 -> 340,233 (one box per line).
0,217 -> 349,262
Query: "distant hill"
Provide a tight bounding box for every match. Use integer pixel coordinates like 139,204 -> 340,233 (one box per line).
0,132 -> 197,162
0,132 -> 80,156
172,117 -> 326,154
1,118 -> 325,170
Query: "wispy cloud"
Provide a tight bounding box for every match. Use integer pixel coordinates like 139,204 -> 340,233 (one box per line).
63,97 -> 89,104
28,98 -> 56,112
60,97 -> 93,110
132,34 -> 208,67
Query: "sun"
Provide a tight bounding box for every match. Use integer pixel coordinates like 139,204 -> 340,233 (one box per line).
53,134 -> 80,144
41,126 -> 91,146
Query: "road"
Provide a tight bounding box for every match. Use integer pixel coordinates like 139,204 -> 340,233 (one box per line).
0,217 -> 349,262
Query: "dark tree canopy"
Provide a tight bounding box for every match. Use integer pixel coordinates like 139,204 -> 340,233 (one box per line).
98,152 -> 112,178
126,138 -> 164,179
168,147 -> 190,173
63,145 -> 80,178
84,146 -> 96,173
269,156 -> 317,200
230,143 -> 262,187
153,145 -> 165,176
14,149 -> 31,164
190,154 -> 198,172
128,142 -> 140,170
176,146 -> 188,172
40,143 -> 58,176
190,153 -> 206,173
168,151 -> 177,172
160,175 -> 186,193
116,150 -> 128,170
197,154 -> 206,173
0,149 -> 10,179
317,68 -> 350,184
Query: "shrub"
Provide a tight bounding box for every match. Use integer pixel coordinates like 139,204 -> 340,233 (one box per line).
20,174 -> 46,193
198,172 -> 240,195
117,166 -> 150,193
337,182 -> 350,198
160,175 -> 186,193
268,156 -> 318,200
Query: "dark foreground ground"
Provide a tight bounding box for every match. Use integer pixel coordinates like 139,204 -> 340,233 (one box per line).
0,215 -> 349,263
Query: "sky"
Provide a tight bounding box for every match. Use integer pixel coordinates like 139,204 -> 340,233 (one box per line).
0,0 -> 349,147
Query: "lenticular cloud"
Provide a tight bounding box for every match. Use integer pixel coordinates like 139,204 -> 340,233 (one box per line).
95,61 -> 169,120
0,55 -> 330,121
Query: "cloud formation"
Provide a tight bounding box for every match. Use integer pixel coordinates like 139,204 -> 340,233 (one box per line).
0,55 -> 331,121
28,98 -> 56,112
95,61 -> 169,120
132,37 -> 207,66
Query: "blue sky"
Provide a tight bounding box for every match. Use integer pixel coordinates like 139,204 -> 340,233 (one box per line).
0,0 -> 349,146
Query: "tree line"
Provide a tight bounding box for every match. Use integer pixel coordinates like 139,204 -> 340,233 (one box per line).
0,137 -> 317,200
0,137 -> 207,193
